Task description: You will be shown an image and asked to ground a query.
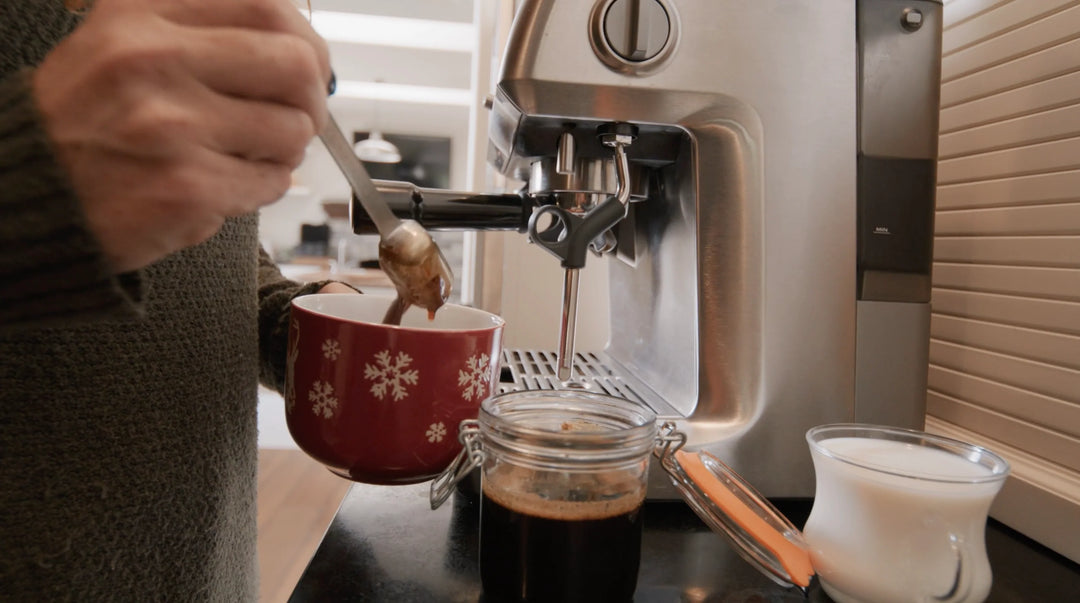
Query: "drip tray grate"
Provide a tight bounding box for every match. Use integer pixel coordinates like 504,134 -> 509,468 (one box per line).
498,349 -> 676,415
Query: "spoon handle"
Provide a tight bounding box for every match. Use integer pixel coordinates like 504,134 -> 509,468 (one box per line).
319,113 -> 400,237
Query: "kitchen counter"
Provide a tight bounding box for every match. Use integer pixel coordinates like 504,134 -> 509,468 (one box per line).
279,261 -> 395,292
289,480 -> 1080,602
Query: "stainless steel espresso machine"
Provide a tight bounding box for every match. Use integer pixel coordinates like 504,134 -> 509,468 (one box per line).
353,0 -> 943,498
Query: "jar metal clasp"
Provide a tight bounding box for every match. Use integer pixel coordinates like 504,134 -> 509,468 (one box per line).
654,420 -> 687,467
430,419 -> 485,509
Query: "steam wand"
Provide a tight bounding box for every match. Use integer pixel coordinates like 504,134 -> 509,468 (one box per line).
528,123 -> 637,381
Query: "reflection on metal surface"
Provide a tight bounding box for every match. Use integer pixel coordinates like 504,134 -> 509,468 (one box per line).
349,0 -> 943,500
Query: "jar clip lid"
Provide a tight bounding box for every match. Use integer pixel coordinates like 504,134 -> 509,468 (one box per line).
430,419 -> 484,510
656,422 -> 815,591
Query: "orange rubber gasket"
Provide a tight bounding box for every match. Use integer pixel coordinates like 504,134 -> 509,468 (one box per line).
675,449 -> 814,588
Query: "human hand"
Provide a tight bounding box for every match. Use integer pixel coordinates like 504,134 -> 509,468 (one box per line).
33,0 -> 332,273
317,282 -> 359,295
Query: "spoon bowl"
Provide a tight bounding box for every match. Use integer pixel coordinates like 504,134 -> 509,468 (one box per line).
379,220 -> 453,318
319,114 -> 453,316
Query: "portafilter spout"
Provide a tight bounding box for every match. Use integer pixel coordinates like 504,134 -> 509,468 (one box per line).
528,123 -> 638,381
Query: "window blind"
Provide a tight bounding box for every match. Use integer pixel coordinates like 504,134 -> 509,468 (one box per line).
931,0 -> 1080,563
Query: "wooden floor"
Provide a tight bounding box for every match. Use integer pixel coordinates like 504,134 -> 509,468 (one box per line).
257,449 -> 352,603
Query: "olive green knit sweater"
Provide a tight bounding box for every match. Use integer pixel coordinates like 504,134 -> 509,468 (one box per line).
0,3 -> 330,600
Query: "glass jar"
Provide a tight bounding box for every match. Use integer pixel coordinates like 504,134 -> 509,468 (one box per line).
433,390 -> 657,603
436,399 -> 964,599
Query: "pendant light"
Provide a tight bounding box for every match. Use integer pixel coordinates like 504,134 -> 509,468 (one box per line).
353,82 -> 402,164
354,130 -> 402,164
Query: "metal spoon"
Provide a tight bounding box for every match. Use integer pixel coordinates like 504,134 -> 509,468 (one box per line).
318,113 -> 452,321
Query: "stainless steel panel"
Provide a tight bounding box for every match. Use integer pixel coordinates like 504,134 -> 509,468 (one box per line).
855,300 -> 930,429
491,0 -> 860,498
348,0 -> 941,502
858,0 -> 943,159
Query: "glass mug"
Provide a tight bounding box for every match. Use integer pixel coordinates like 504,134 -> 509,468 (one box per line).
433,390 -> 658,603
803,424 -> 1010,603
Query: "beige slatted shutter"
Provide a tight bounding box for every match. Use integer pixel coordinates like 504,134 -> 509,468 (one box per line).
930,0 -> 1080,563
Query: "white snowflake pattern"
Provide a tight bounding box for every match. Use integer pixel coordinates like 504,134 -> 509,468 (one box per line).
322,339 -> 341,361
426,422 -> 447,443
458,353 -> 493,401
285,320 -> 300,414
363,350 -> 419,401
309,380 -> 338,419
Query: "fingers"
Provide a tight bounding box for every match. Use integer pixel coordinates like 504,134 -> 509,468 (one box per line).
182,26 -> 327,133
156,0 -> 331,85
133,148 -> 294,227
77,4 -> 328,161
185,148 -> 296,216
204,97 -> 314,166
93,82 -> 311,167
118,63 -> 317,166
32,0 -> 332,272
97,147 -> 294,222
74,148 -> 293,273
90,0 -> 330,129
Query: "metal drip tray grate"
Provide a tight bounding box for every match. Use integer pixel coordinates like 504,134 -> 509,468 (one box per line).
498,349 -> 676,415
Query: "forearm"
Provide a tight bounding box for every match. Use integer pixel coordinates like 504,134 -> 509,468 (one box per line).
256,248 -> 359,392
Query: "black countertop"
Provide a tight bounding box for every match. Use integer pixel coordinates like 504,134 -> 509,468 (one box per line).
290,480 -> 1080,602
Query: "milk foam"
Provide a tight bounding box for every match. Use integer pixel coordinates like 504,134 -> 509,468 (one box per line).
819,437 -> 994,482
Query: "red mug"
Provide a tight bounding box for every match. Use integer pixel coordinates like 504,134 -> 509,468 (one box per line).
286,294 -> 505,484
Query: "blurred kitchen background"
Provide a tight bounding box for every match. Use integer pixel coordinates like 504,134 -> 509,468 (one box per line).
259,0 -> 1079,571
262,0 -> 494,304
257,0 -> 613,447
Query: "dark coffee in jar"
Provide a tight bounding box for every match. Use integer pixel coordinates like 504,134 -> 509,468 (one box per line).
439,391 -> 658,602
480,481 -> 644,603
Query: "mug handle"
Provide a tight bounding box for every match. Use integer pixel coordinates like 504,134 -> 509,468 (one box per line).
932,532 -> 969,602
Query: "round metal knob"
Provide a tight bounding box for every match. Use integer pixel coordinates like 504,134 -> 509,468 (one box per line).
603,0 -> 670,62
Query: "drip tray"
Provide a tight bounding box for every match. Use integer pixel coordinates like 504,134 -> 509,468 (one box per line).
498,349 -> 678,416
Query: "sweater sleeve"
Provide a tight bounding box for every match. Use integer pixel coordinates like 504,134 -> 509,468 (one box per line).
0,68 -> 145,328
256,248 -> 362,393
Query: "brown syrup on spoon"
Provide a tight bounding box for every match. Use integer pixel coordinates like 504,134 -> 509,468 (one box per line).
379,236 -> 452,325
316,113 -> 453,326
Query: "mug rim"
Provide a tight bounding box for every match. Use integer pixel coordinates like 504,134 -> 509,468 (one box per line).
292,293 -> 505,332
806,423 -> 1010,485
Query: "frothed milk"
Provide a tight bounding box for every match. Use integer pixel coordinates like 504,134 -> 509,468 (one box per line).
804,433 -> 1007,603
